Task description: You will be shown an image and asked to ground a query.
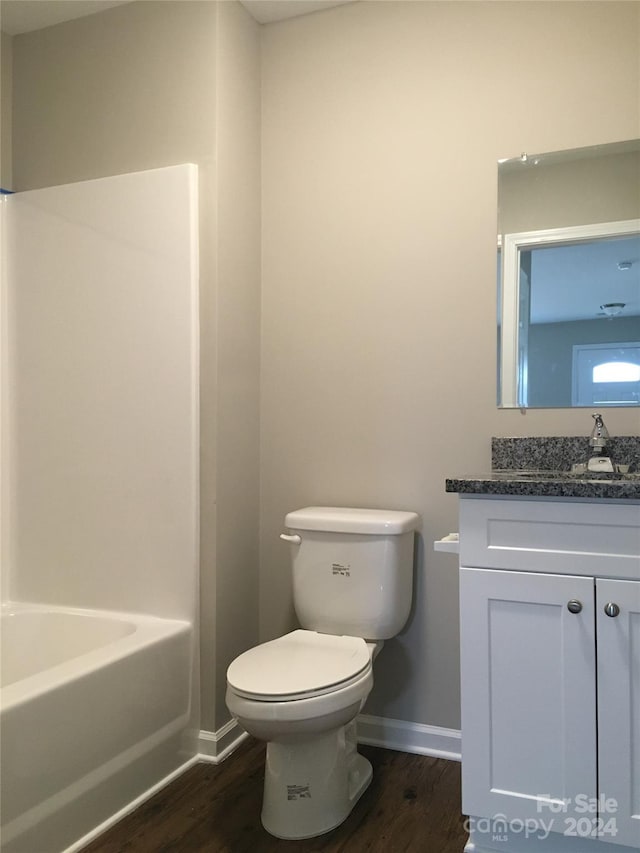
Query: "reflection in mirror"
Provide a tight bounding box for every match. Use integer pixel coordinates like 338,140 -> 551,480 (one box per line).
497,140 -> 640,408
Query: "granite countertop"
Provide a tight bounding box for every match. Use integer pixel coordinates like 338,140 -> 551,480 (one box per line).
446,436 -> 640,501
446,471 -> 640,500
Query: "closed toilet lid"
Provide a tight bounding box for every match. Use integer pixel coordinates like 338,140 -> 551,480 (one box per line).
227,630 -> 371,701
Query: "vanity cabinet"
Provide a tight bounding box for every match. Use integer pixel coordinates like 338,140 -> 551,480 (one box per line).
458,497 -> 640,853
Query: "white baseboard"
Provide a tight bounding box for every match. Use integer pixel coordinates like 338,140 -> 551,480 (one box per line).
198,719 -> 249,764
198,715 -> 460,765
357,713 -> 461,762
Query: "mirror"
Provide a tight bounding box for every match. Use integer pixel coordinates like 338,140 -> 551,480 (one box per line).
497,139 -> 640,408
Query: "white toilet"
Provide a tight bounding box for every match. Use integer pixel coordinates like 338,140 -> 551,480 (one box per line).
225,506 -> 419,840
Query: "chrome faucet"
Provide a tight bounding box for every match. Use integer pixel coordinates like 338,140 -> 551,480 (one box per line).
588,413 -> 614,472
589,413 -> 610,454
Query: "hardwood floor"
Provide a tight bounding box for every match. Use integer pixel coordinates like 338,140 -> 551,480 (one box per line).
83,739 -> 468,853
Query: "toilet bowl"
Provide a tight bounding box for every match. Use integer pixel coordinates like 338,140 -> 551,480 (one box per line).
225,506 -> 420,840
226,630 -> 379,839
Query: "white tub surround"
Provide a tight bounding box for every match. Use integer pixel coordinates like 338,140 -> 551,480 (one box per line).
0,603 -> 194,853
1,165 -> 200,852
4,165 -> 199,619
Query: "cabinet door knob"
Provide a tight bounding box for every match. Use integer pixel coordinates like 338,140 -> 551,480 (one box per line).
567,599 -> 582,614
604,602 -> 620,618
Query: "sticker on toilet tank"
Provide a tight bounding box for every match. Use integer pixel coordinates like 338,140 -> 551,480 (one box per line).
287,784 -> 311,800
332,563 -> 351,577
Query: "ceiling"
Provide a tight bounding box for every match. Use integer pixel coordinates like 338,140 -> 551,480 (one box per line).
239,1 -> 354,24
0,0 -> 356,34
0,1 -> 129,34
530,235 -> 640,324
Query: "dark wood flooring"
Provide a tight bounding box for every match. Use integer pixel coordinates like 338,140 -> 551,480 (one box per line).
83,738 -> 468,853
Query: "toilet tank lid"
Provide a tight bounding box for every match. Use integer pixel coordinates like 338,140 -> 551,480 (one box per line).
284,506 -> 420,535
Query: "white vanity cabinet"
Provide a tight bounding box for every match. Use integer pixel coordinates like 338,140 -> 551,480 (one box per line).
457,496 -> 640,853
597,577 -> 640,850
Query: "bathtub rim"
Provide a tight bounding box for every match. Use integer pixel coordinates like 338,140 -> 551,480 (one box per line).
0,600 -> 192,713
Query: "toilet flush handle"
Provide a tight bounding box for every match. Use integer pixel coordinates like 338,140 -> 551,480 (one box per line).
280,533 -> 301,545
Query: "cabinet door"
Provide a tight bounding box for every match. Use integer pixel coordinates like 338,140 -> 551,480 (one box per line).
597,578 -> 640,849
460,567 -> 597,825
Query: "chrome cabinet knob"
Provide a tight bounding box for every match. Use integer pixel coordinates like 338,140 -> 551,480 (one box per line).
567,600 -> 583,614
604,602 -> 620,618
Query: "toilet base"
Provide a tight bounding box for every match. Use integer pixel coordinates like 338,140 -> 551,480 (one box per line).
260,721 -> 372,839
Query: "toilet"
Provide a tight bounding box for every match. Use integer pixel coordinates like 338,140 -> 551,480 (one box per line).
225,505 -> 420,840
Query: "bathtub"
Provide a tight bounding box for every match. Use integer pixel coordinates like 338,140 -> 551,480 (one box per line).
0,602 -> 195,853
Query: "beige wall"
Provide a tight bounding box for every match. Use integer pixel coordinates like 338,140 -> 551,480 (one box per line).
211,0 -> 261,726
260,1 -> 640,728
10,0 -> 261,732
1,31 -> 11,189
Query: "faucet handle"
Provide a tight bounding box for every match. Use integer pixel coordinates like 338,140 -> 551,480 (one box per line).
591,412 -> 610,439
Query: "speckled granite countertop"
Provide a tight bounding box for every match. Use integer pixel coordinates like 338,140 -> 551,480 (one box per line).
446,436 -> 640,501
446,471 -> 640,500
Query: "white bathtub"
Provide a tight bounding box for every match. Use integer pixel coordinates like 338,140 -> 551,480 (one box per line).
0,602 -> 194,853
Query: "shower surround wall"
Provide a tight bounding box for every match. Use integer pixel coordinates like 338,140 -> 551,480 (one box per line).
5,166 -> 199,618
1,165 -> 199,851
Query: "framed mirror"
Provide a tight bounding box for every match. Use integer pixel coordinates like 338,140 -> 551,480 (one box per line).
497,139 -> 640,408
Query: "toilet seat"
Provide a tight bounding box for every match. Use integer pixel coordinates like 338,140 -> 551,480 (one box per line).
227,630 -> 371,702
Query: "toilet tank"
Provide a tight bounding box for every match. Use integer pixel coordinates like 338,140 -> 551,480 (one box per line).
283,507 -> 420,640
